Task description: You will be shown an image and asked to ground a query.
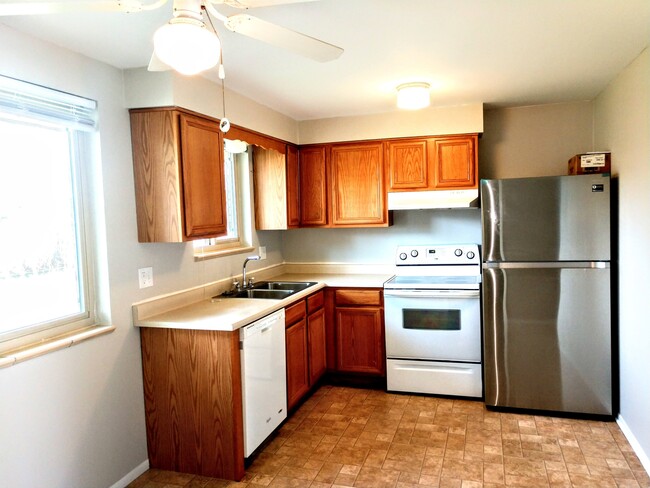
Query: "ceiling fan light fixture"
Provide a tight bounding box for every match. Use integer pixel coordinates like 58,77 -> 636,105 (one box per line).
153,18 -> 221,76
396,82 -> 431,110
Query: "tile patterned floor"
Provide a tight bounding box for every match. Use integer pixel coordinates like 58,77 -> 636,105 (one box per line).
128,385 -> 650,488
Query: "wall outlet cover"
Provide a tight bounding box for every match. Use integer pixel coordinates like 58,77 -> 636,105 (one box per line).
138,267 -> 153,289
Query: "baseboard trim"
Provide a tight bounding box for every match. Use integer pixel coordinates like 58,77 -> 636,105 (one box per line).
617,415 -> 650,474
108,459 -> 149,488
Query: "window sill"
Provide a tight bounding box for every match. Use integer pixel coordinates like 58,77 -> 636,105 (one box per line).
0,324 -> 115,369
194,245 -> 256,261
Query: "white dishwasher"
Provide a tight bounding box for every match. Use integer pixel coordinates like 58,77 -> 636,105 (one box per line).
240,309 -> 287,457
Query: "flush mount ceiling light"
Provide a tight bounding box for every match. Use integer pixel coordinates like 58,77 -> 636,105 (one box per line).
396,82 -> 431,110
153,6 -> 220,76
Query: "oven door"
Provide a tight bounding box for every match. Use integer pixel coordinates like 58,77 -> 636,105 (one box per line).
384,289 -> 481,362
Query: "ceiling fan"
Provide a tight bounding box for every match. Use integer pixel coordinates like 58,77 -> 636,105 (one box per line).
0,0 -> 344,75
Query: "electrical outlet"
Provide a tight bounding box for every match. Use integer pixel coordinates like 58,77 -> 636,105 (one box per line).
259,246 -> 267,259
138,267 -> 153,289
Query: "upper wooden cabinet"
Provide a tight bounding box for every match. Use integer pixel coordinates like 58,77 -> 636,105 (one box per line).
386,139 -> 430,190
386,133 -> 478,192
299,145 -> 329,227
130,107 -> 227,242
433,135 -> 477,188
329,142 -> 388,227
299,142 -> 390,228
286,145 -> 301,228
252,145 -> 300,230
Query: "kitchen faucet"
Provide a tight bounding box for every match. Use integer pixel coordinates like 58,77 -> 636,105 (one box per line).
241,255 -> 261,289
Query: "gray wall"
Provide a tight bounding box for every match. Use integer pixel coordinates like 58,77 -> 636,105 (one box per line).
281,209 -> 481,264
480,101 -> 594,179
595,48 -> 650,471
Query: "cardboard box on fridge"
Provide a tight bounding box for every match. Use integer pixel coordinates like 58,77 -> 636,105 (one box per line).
568,152 -> 611,175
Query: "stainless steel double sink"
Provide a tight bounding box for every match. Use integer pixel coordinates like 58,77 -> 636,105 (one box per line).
217,281 -> 317,300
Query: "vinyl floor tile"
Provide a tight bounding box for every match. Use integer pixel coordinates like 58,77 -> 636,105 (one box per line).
128,385 -> 649,488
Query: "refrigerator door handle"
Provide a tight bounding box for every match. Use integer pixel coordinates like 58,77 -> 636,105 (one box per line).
483,261 -> 609,269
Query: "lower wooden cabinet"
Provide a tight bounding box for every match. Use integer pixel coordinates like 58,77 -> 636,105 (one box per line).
336,306 -> 384,375
307,307 -> 327,384
286,317 -> 309,409
285,290 -> 326,410
326,288 -> 386,377
139,327 -> 245,480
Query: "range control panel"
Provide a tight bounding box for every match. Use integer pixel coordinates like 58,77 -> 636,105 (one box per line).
395,244 -> 480,266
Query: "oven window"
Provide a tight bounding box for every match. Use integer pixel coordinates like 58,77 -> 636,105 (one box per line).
403,309 -> 461,330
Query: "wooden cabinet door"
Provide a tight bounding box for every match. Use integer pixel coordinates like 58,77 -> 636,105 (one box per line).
299,145 -> 328,226
286,145 -> 300,228
307,308 -> 327,385
335,306 -> 384,375
179,113 -> 228,239
386,139 -> 429,191
253,146 -> 288,230
286,319 -> 309,410
433,135 -> 477,189
330,142 -> 387,226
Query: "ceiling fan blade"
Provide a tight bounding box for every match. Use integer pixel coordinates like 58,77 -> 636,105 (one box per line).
222,0 -> 318,8
0,0 -> 167,16
147,52 -> 171,72
223,13 -> 342,62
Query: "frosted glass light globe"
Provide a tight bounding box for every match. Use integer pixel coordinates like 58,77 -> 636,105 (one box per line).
154,19 -> 220,76
396,82 -> 431,110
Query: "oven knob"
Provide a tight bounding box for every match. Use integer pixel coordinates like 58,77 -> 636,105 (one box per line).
454,248 -> 463,257
467,251 -> 475,259
399,252 -> 407,260
410,250 -> 419,258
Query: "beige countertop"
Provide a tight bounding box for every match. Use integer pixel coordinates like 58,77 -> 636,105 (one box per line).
133,271 -> 392,332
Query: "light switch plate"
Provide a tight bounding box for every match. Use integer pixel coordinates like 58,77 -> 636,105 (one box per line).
259,246 -> 267,259
138,267 -> 153,288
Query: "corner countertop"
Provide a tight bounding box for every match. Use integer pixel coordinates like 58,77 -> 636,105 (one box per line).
133,272 -> 392,333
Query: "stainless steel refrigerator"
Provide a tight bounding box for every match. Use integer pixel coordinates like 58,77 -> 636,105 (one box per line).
481,174 -> 613,415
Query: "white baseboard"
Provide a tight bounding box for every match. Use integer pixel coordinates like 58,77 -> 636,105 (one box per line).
108,459 -> 149,488
617,415 -> 650,474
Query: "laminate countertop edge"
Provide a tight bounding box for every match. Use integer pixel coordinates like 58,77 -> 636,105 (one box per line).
133,272 -> 393,332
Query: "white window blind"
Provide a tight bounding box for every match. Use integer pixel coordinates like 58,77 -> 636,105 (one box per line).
0,74 -> 97,131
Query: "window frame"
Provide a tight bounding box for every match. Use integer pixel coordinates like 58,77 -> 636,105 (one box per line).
0,75 -> 112,365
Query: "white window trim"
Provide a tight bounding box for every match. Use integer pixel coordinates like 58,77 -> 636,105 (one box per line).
0,76 -> 113,366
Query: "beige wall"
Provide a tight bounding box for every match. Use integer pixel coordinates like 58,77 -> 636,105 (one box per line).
594,47 -> 650,471
480,101 -> 594,179
124,68 -> 300,144
298,103 -> 483,144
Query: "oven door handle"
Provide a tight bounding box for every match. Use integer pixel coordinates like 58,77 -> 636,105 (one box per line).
383,289 -> 480,299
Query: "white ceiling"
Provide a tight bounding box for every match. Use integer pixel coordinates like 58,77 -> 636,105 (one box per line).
2,0 -> 650,120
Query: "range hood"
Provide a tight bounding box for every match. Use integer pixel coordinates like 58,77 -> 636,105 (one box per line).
387,189 -> 479,210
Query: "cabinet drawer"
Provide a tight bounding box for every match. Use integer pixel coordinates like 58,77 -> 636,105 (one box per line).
307,290 -> 324,313
335,289 -> 382,306
285,300 -> 306,327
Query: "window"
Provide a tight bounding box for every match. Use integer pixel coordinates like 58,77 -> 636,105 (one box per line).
193,141 -> 253,258
0,75 -> 110,361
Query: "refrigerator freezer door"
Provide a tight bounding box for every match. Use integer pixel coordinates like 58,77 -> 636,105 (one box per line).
482,265 -> 612,415
481,174 -> 610,262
